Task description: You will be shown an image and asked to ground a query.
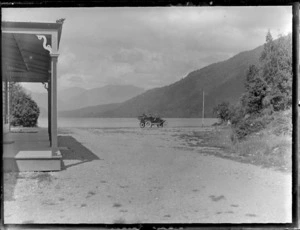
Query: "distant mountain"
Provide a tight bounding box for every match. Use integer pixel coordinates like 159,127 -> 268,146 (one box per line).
59,103 -> 121,117
29,88 -> 83,113
58,87 -> 87,101
65,85 -> 145,110
60,44 -> 263,118
29,91 -> 68,116
29,85 -> 144,116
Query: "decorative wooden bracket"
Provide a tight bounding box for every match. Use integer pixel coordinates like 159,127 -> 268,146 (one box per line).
36,35 -> 53,53
42,82 -> 49,91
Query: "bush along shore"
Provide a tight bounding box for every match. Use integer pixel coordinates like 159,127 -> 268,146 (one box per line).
212,32 -> 292,173
10,83 -> 40,128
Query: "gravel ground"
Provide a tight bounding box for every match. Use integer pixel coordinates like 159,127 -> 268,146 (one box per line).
4,126 -> 291,224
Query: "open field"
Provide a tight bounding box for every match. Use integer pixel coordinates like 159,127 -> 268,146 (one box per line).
4,126 -> 291,223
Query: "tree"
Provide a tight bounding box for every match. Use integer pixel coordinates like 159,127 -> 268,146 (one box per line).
260,33 -> 292,112
242,65 -> 268,114
232,32 -> 292,140
10,83 -> 40,127
213,101 -> 232,123
242,32 -> 292,115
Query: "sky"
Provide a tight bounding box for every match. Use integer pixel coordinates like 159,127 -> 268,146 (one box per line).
2,6 -> 292,93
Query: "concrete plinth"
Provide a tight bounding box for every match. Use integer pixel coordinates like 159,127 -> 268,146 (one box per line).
14,150 -> 62,172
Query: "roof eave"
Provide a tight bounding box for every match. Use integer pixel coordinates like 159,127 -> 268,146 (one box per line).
1,21 -> 63,48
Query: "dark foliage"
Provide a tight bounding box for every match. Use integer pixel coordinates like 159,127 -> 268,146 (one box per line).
232,32 -> 292,140
241,65 -> 268,114
259,32 -> 292,112
228,103 -> 246,126
213,101 -> 233,123
10,83 -> 40,127
233,114 -> 274,140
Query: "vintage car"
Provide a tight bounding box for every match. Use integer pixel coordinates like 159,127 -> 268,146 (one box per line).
138,113 -> 166,128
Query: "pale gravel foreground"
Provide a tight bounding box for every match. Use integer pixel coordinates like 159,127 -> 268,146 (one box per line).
4,127 -> 291,224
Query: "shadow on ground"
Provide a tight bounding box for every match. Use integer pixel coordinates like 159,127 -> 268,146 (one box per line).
3,172 -> 19,201
58,135 -> 101,170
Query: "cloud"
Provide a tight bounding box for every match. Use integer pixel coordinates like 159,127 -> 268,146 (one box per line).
3,6 -> 292,92
58,47 -> 77,76
68,75 -> 83,83
111,48 -> 145,64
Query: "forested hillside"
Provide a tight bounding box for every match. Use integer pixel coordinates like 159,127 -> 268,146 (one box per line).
214,32 -> 292,140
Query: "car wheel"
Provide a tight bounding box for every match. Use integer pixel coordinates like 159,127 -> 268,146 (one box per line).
140,122 -> 145,128
145,121 -> 151,128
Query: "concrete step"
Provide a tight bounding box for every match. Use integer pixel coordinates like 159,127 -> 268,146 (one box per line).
5,150 -> 62,172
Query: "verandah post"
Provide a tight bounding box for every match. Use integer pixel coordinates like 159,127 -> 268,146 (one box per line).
48,77 -> 52,144
292,1 -> 299,226
50,54 -> 59,155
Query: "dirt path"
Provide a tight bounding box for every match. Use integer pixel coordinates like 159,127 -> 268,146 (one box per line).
4,127 -> 291,223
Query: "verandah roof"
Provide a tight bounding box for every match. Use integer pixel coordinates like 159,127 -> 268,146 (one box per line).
1,21 -> 63,83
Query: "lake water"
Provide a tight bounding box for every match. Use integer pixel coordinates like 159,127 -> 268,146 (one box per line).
38,117 -> 219,128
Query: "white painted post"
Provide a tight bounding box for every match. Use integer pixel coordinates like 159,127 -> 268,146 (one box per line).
50,54 -> 59,155
202,90 -> 205,127
7,81 -> 10,128
48,77 -> 51,143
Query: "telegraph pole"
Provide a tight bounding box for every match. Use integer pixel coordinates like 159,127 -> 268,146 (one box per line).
202,90 -> 205,127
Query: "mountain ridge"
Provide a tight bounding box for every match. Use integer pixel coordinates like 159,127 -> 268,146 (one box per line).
28,84 -> 144,116
66,85 -> 144,110
59,44 -> 263,118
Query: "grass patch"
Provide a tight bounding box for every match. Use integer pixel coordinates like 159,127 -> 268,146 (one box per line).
231,109 -> 292,172
207,122 -> 292,172
233,133 -> 291,171
175,127 -> 233,151
179,122 -> 291,172
171,111 -> 291,172
202,126 -> 233,151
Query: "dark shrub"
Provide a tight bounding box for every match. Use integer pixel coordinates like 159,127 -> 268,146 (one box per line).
229,104 -> 245,126
233,114 -> 274,140
10,83 -> 40,127
213,101 -> 233,123
233,119 -> 262,140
